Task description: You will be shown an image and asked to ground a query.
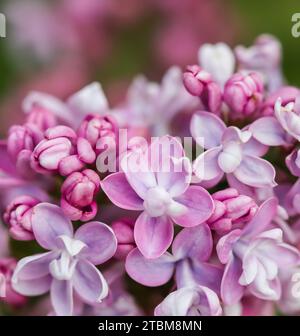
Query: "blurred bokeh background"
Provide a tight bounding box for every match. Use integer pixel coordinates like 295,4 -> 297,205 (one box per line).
0,0 -> 299,135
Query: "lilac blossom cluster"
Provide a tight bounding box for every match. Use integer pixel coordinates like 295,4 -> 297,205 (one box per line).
1,34 -> 300,316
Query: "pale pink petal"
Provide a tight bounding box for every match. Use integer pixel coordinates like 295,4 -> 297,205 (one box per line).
190,111 -> 225,149
75,222 -> 117,265
31,203 -> 73,250
221,257 -> 244,305
125,248 -> 175,286
73,260 -> 108,304
193,147 -> 222,181
51,279 -> 73,316
233,155 -> 277,188
101,172 -> 144,210
134,212 -> 174,259
249,117 -> 287,146
243,198 -> 278,238
172,186 -> 214,227
172,224 -> 213,261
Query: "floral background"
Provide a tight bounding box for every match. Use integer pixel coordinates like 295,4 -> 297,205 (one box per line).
1,0 -> 300,316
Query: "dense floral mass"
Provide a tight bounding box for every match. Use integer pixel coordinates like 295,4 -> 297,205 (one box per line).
1,34 -> 300,316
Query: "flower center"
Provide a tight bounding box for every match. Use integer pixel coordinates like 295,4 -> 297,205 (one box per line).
143,187 -> 172,217
49,250 -> 77,281
143,186 -> 186,218
49,235 -> 86,281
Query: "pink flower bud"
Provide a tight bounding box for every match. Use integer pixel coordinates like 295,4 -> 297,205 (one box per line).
4,195 -> 39,240
77,114 -> 118,154
61,169 -> 100,221
26,105 -> 57,131
208,188 -> 258,233
111,218 -> 135,260
7,123 -> 43,162
224,71 -> 264,118
0,258 -> 26,306
31,125 -> 77,174
183,65 -> 222,113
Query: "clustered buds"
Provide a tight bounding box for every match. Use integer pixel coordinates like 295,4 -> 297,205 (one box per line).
1,34 -> 300,317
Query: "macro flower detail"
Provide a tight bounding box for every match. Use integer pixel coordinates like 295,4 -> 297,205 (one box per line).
223,71 -> 264,118
126,224 -> 222,315
4,195 -> 40,240
217,198 -> 300,305
198,42 -> 235,88
207,188 -> 258,233
183,65 -> 222,113
31,125 -> 95,176
12,203 -> 117,316
60,169 -> 101,221
102,136 -> 214,259
191,111 -> 275,188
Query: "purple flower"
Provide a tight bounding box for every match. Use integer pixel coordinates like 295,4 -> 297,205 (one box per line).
183,65 -> 222,114
274,95 -> 300,141
224,71 -> 264,118
125,67 -> 197,135
207,188 -> 258,233
191,111 -> 275,188
260,86 -> 300,116
4,195 -> 40,240
61,169 -> 101,221
154,285 -> 222,316
235,34 -> 283,92
12,203 -> 117,316
217,198 -> 300,305
125,224 -> 222,293
249,116 -> 291,147
102,136 -> 214,258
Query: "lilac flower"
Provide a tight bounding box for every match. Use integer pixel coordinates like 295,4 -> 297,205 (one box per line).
125,67 -> 197,134
125,224 -> 222,292
12,203 -> 117,316
23,82 -> 109,128
7,123 -> 43,175
274,95 -> 300,141
61,169 -> 100,221
4,195 -> 40,240
31,125 -> 95,176
223,71 -> 264,118
191,111 -> 275,188
126,224 -> 222,315
77,114 -> 118,156
217,198 -> 300,305
235,34 -> 283,92
207,188 -> 258,233
90,264 -> 143,316
154,285 -> 222,316
260,86 -> 300,116
198,42 -> 235,88
183,65 -> 222,114
102,136 -> 214,258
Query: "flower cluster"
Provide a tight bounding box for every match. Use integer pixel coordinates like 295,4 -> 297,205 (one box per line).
1,34 -> 300,316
